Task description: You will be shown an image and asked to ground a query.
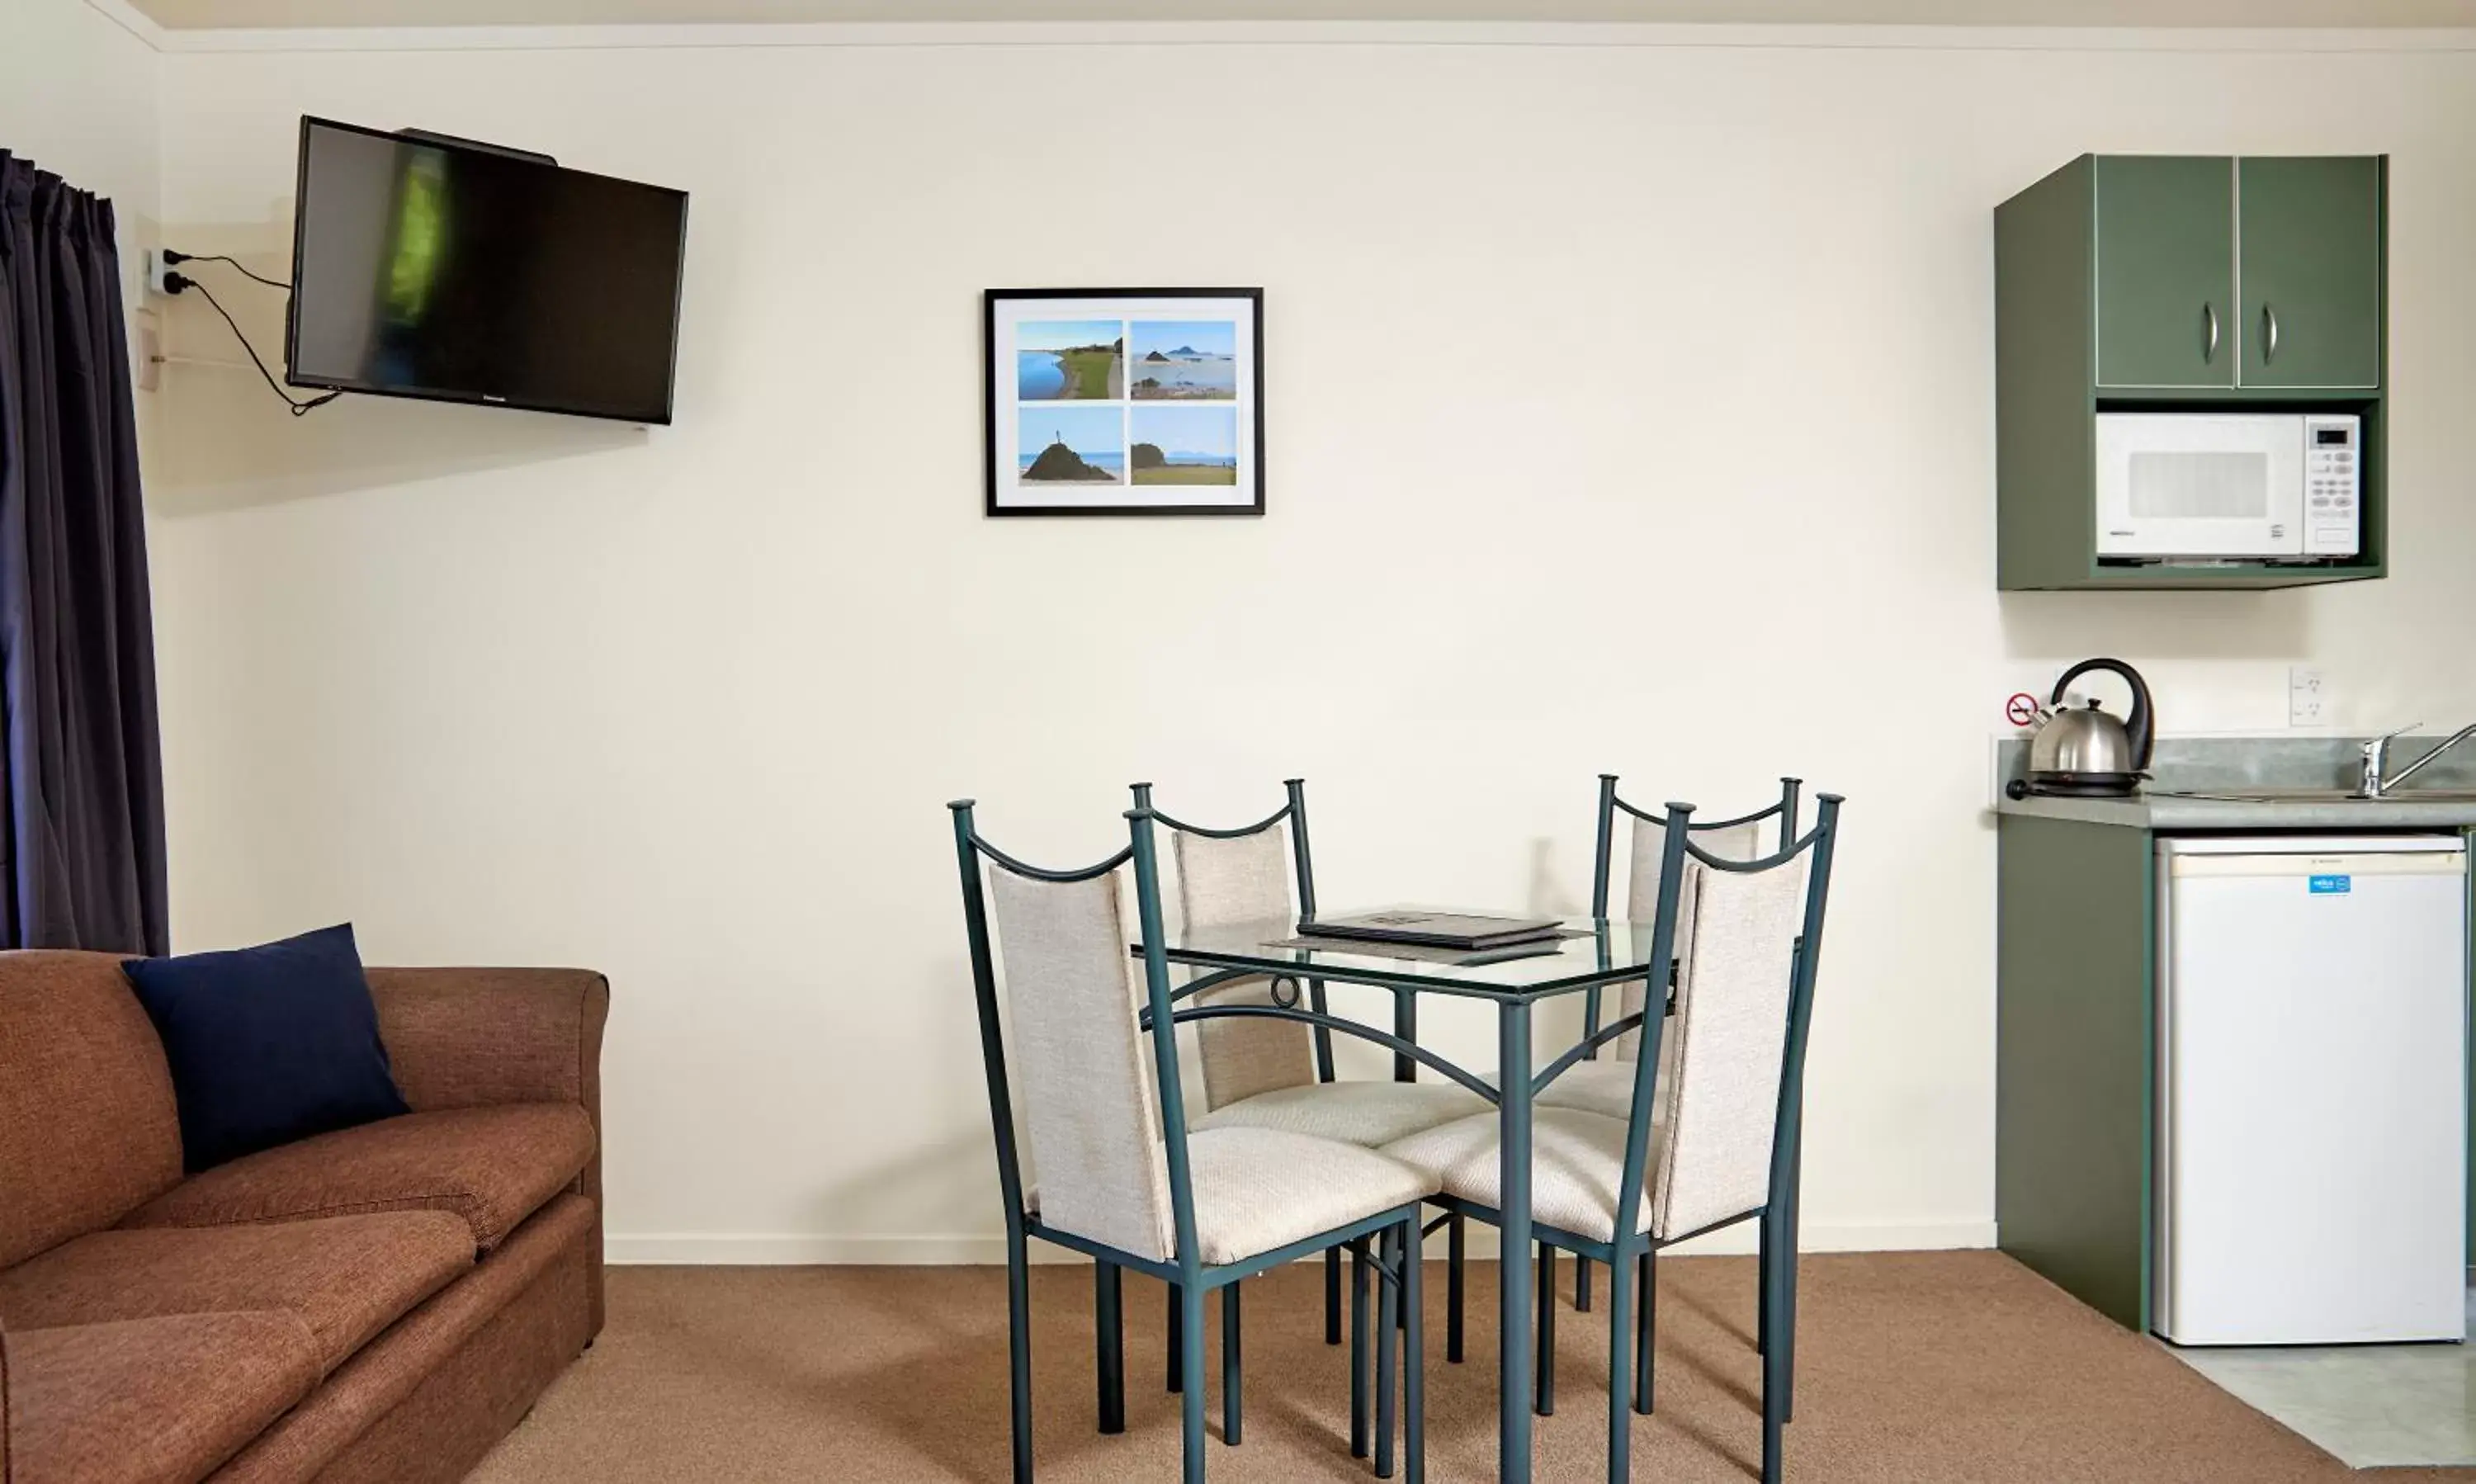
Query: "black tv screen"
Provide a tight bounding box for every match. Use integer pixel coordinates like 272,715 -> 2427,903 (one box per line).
286,117 -> 688,424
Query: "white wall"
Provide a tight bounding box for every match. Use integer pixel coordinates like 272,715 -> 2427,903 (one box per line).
1,0 -> 158,217
2,0 -> 161,443
144,24 -> 2476,1261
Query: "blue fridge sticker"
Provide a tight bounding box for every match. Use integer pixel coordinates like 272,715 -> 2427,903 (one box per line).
2308,874 -> 2352,895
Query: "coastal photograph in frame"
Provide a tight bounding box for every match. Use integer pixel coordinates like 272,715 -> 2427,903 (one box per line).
985,288 -> 1264,517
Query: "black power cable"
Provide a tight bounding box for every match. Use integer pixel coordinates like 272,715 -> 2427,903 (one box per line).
161,248 -> 291,291
165,272 -> 338,417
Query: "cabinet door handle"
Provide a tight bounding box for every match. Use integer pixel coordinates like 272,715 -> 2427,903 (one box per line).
2262,304 -> 2280,364
2202,302 -> 2219,363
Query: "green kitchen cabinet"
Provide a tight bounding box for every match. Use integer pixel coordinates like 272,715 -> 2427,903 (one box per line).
2239,155 -> 2384,390
2095,156 -> 2236,390
1996,153 -> 2388,591
1999,811 -> 2476,1329
1997,815 -> 2157,1330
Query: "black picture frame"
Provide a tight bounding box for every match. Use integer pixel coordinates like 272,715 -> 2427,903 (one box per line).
984,287 -> 1265,518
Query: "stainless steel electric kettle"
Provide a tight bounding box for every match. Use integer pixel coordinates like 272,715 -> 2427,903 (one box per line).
2007,658 -> 2155,799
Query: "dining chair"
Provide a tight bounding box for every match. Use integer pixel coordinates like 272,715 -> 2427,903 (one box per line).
1429,776 -> 1804,1424
951,799 -> 1434,1483
1382,794 -> 1844,1484
1550,777 -> 1803,1325
1135,779 -> 1489,1445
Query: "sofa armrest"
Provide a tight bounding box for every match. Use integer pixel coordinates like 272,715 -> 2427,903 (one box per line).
367,967 -> 607,1113
367,967 -> 607,1193
367,966 -> 610,1333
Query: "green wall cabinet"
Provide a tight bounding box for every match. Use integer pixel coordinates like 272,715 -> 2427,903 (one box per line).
1996,153 -> 2389,590
2238,155 -> 2384,390
2095,156 -> 2236,390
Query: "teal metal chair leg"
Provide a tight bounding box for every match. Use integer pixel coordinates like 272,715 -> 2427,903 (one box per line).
1576,1254 -> 1594,1312
1403,1214 -> 1427,1484
1350,1239 -> 1372,1458
1756,1226 -> 1768,1359
1784,1112 -> 1802,1423
1326,1248 -> 1343,1345
1376,1225 -> 1401,1480
1445,1215 -> 1466,1363
1535,1244 -> 1557,1415
1180,1279 -> 1209,1484
1634,1250 -> 1654,1415
1005,1228 -> 1033,1484
1760,1211 -> 1785,1484
1222,1282 -> 1243,1445
1167,1281 -> 1184,1392
1095,1260 -> 1124,1434
1607,1242 -> 1635,1484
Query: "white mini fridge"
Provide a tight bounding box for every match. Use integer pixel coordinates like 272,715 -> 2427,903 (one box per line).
2154,834 -> 2468,1346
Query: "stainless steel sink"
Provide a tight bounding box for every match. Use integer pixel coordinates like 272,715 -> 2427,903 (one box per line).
2158,787 -> 2476,804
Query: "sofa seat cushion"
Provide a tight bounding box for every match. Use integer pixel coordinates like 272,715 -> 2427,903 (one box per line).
206,1193 -> 599,1484
0,1212 -> 472,1375
3,1311 -> 319,1484
121,1104 -> 597,1255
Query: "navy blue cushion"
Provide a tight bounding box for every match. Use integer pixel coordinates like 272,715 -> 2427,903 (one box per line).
122,924 -> 410,1173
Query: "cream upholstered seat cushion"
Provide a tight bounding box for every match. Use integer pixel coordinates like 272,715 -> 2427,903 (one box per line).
1537,1029 -> 1680,1119
1533,1059 -> 1643,1121
1030,1126 -> 1437,1266
1185,1127 -> 1436,1264
1381,1107 -> 1653,1244
1193,1079 -> 1490,1147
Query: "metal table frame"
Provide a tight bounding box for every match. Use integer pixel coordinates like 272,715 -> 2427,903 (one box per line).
1146,917 -> 1667,1484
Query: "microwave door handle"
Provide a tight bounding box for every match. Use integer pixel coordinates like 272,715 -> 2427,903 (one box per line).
2202,302 -> 2218,363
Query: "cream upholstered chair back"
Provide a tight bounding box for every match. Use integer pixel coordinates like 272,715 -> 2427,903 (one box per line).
1648,853 -> 1808,1240
1171,825 -> 1319,1109
985,863 -> 1176,1263
1615,815 -> 1762,1061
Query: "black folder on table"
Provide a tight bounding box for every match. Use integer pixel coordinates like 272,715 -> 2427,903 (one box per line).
1296,910 -> 1563,952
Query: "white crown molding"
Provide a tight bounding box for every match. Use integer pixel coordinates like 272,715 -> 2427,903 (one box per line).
83,0 -> 172,49
125,17 -> 2476,55
607,1219 -> 1997,1266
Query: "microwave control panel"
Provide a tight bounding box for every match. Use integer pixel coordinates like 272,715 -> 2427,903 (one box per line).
2303,415 -> 2362,557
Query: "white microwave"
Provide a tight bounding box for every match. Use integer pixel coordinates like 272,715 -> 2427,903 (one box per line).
2095,412 -> 2360,561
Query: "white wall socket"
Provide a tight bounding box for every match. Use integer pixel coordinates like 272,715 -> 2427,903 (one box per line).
2289,666 -> 2331,728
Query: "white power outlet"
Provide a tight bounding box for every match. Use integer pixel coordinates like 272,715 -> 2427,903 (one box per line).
2289,666 -> 2332,728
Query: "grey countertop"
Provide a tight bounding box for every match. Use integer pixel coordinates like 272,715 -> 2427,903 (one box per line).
1993,736 -> 2476,831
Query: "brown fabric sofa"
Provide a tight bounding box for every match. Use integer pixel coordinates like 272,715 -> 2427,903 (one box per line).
0,951 -> 608,1484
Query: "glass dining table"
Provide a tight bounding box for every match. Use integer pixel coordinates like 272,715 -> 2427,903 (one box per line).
1141,910 -> 1671,1484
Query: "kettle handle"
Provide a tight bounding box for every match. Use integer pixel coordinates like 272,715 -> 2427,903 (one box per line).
2050,658 -> 2154,773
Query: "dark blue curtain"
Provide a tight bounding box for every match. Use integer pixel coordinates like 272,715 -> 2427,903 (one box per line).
0,153 -> 168,955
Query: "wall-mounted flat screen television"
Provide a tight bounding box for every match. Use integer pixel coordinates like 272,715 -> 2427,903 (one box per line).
286,116 -> 688,425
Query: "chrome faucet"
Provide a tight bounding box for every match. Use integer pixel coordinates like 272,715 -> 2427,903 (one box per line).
2360,722 -> 2476,797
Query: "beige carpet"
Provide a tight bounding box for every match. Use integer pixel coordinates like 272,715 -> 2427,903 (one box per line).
470,1252 -> 2476,1482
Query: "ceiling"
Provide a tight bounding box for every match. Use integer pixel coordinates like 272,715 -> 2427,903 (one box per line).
119,0 -> 2476,31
